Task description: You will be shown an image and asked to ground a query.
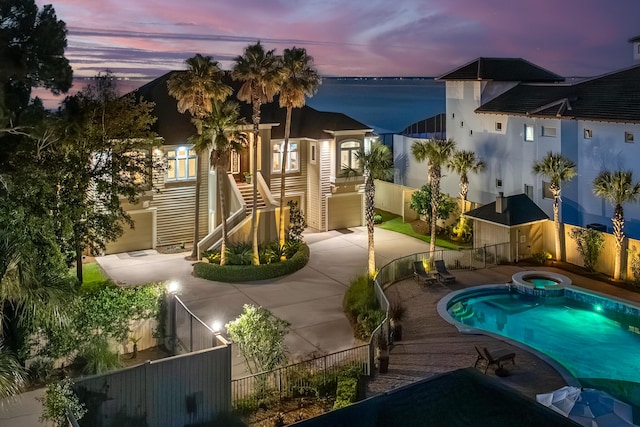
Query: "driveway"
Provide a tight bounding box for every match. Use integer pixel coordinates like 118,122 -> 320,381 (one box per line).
95,227 -> 429,376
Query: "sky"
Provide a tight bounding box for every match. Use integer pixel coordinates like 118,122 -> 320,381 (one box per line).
35,0 -> 640,83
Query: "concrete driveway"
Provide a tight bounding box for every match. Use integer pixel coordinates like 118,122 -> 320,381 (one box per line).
95,227 -> 429,375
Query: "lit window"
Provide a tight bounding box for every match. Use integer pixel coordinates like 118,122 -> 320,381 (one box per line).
541,126 -> 556,137
524,124 -> 534,142
542,181 -> 553,199
495,122 -> 503,131
166,147 -> 197,181
625,132 -> 635,143
584,129 -> 592,139
272,142 -> 299,173
340,140 -> 361,171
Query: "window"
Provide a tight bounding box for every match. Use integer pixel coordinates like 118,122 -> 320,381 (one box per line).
584,129 -> 592,139
452,113 -> 455,119
460,121 -> 464,128
272,142 -> 299,173
469,129 -> 473,136
495,122 -> 503,131
340,140 -> 361,170
166,147 -> 197,181
524,184 -> 534,200
524,124 -> 534,142
541,126 -> 556,137
496,179 -> 503,188
625,132 -> 635,143
542,181 -> 553,199
310,142 -> 316,165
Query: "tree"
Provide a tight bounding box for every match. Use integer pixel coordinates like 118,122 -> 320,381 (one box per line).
232,42 -> 283,265
411,138 -> 456,255
593,170 -> 640,280
409,184 -> 457,223
57,73 -> 162,282
0,341 -> 25,400
0,0 -> 72,118
225,304 -> 289,376
167,54 -> 232,259
192,101 -> 247,265
532,152 -> 576,261
569,228 -> 605,273
277,47 -> 320,258
447,150 -> 484,214
356,141 -> 393,276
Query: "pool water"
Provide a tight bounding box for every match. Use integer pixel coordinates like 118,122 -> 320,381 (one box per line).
528,278 -> 558,289
448,290 -> 640,383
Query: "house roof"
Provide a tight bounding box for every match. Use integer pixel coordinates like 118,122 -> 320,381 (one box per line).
437,58 -> 564,82
464,194 -> 548,227
133,71 -> 371,145
476,65 -> 640,124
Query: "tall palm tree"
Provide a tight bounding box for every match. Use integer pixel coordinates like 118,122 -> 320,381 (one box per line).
167,54 -> 231,259
194,101 -> 248,265
277,47 -> 321,258
593,170 -> 640,280
447,150 -> 485,214
356,141 -> 394,276
411,138 -> 456,255
532,152 -> 577,261
232,42 -> 283,265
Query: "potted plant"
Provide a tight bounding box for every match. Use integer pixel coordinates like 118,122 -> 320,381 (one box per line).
389,302 -> 406,342
243,172 -> 252,184
376,332 -> 389,374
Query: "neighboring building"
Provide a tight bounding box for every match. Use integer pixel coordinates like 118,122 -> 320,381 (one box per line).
396,50 -> 640,239
105,72 -> 373,254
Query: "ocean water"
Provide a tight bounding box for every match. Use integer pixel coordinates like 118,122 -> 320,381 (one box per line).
307,77 -> 445,134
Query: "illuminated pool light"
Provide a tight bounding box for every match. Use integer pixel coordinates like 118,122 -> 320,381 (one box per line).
595,305 -> 603,312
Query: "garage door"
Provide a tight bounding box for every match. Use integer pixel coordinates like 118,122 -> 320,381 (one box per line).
104,210 -> 155,254
327,194 -> 363,230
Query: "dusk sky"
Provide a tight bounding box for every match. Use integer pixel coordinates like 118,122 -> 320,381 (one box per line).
35,0 -> 640,82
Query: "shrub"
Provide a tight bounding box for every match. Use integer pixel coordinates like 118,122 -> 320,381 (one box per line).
531,251 -> 552,265
28,356 -> 55,385
333,377 -> 358,409
628,246 -> 640,287
194,243 -> 309,282
343,274 -> 383,340
373,214 -> 383,224
38,379 -> 87,427
75,337 -> 121,375
569,228 -> 605,272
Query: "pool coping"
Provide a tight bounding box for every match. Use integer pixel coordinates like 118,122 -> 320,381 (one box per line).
436,284 -> 584,387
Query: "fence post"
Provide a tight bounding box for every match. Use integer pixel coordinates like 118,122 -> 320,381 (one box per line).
170,294 -> 177,356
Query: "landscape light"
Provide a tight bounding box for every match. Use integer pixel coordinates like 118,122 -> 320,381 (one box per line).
211,321 -> 222,333
168,281 -> 180,294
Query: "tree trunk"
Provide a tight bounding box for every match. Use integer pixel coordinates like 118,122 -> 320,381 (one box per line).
218,166 -> 228,266
278,106 -> 292,260
429,167 -> 440,256
365,176 -> 376,276
190,153 -> 202,259
459,178 -> 469,215
613,205 -> 624,280
251,96 -> 261,265
553,193 -> 561,261
75,242 -> 84,284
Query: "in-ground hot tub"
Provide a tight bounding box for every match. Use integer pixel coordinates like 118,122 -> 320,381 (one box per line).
511,271 -> 571,295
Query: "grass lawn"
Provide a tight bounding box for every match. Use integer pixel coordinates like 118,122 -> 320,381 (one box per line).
378,217 -> 469,250
80,262 -> 113,290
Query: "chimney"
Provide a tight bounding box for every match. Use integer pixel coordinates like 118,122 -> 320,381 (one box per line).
496,192 -> 506,213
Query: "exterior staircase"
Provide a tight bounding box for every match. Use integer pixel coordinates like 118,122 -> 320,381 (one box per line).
236,182 -> 267,213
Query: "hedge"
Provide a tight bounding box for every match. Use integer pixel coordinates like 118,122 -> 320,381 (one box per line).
193,244 -> 309,282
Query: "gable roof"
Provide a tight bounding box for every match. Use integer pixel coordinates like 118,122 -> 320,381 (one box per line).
437,58 -> 564,82
464,194 -> 548,227
133,71 -> 371,145
476,64 -> 640,124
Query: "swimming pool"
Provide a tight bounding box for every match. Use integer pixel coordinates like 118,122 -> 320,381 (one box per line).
441,286 -> 640,384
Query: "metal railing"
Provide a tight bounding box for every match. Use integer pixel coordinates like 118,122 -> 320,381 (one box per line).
172,295 -> 222,354
231,344 -> 370,407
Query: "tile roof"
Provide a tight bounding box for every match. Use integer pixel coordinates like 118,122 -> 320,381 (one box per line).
476,65 -> 640,124
464,194 -> 548,227
133,71 -> 371,145
437,58 -> 564,82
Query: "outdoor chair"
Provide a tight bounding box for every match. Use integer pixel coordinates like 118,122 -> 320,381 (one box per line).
413,261 -> 436,285
482,347 -> 516,374
434,260 -> 456,284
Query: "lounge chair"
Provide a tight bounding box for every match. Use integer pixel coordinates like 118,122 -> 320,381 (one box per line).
413,261 -> 436,285
434,260 -> 456,284
482,347 -> 516,374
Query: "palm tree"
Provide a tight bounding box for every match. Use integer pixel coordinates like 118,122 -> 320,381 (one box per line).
194,101 -> 248,265
593,170 -> 640,280
167,54 -> 231,259
356,141 -> 394,276
411,138 -> 456,255
532,152 -> 577,261
277,47 -> 321,258
447,150 -> 485,214
232,42 -> 283,265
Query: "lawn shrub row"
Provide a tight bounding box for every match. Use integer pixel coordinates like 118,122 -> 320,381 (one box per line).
194,243 -> 309,282
343,274 -> 384,340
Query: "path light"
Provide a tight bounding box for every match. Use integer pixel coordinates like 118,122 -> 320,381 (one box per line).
168,280 -> 180,294
211,320 -> 222,334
